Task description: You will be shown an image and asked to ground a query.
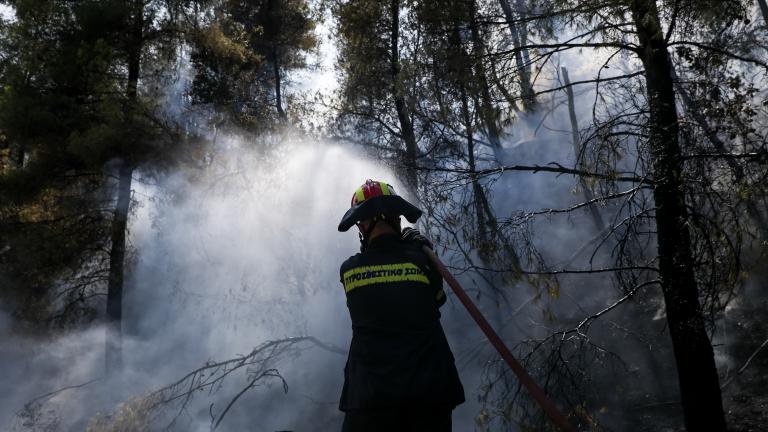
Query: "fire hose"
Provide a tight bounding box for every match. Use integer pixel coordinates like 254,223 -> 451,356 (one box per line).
422,246 -> 579,432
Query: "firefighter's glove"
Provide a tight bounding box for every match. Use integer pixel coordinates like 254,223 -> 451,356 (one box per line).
402,227 -> 433,250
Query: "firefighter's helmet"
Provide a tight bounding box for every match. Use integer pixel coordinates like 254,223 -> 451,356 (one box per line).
337,179 -> 422,232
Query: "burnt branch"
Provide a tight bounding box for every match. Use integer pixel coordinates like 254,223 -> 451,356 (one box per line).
415,163 -> 652,184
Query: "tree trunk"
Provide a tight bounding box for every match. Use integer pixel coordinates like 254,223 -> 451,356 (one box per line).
562,66 -> 605,232
390,0 -> 418,194
513,0 -> 532,69
758,0 -> 768,26
468,0 -> 501,149
106,162 -> 132,374
106,0 -> 142,375
459,84 -> 488,243
489,58 -> 520,112
452,25 -> 524,282
4,138 -> 25,169
459,82 -> 513,328
273,46 -> 287,121
498,0 -> 535,111
632,1 -> 727,431
12,144 -> 25,168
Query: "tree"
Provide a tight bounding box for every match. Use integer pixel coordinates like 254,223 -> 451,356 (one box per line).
0,0 -> 202,371
631,1 -> 726,428
561,65 -> 605,232
331,0 -> 766,429
190,0 -> 317,128
414,0 -> 528,284
462,0 -> 767,429
334,0 -> 421,192
0,0 -> 322,373
497,0 -> 536,110
0,0 -> 130,329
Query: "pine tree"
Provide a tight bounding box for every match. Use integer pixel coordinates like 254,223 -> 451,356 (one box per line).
190,0 -> 317,128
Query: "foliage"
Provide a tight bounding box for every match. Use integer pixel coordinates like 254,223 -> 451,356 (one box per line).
0,0 -> 131,327
189,0 -> 318,128
331,0 -> 768,430
86,398 -> 153,432
0,0 -> 317,328
1,0 -> 767,430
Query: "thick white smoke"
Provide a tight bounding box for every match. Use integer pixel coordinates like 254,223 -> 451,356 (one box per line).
0,37 -> 678,432
122,137 -> 410,431
0,138 -> 400,431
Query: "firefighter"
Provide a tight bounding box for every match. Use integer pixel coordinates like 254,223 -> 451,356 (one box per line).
337,179 -> 465,432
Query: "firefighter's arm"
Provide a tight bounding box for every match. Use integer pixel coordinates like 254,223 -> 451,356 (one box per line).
402,228 -> 446,307
428,264 -> 447,308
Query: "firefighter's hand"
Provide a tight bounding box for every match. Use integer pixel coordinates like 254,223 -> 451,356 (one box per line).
402,227 -> 433,249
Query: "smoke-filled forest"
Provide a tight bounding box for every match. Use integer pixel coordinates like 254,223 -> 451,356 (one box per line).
1,0 -> 767,431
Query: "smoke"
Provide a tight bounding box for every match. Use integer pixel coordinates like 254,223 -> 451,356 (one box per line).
0,116 -> 675,432
0,27 -> 691,432
1,135 -> 487,431
0,138 -> 333,428
122,137 -> 402,431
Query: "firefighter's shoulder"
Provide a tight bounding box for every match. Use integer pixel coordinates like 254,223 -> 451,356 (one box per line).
397,241 -> 431,266
339,253 -> 362,278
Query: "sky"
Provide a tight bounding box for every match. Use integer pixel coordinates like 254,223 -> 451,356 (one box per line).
0,5 -> 12,20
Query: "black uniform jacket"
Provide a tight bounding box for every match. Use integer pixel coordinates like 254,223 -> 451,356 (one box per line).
339,234 -> 465,412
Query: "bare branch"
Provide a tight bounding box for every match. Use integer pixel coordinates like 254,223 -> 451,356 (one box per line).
416,163 -> 652,184
19,378 -> 102,413
535,71 -> 645,97
669,41 -> 768,70
446,265 -> 659,276
681,151 -> 768,162
571,279 -> 661,335
721,336 -> 768,389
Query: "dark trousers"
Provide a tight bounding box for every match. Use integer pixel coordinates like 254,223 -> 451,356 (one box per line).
341,406 -> 452,432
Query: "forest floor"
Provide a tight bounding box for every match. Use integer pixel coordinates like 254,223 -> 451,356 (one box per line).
721,294 -> 768,432
724,391 -> 768,432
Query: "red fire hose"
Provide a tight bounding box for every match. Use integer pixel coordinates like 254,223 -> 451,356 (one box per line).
422,246 -> 578,432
